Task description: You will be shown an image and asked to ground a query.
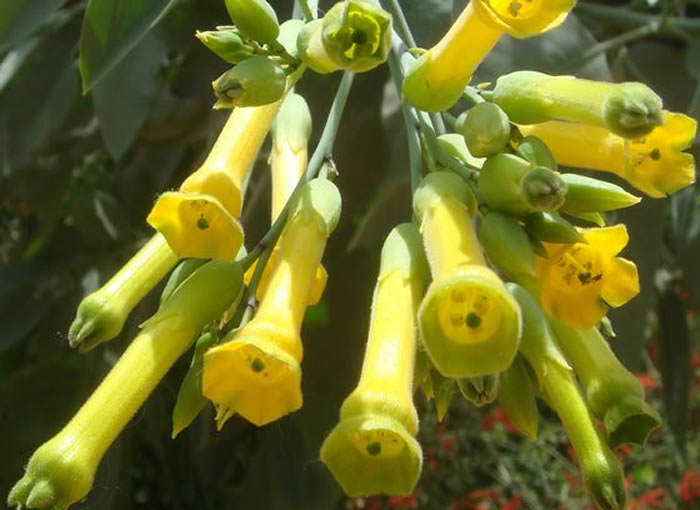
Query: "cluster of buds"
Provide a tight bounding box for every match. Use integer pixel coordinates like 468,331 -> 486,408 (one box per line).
8,1 -> 697,509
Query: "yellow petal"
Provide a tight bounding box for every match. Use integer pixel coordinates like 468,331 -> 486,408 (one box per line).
582,224 -> 629,258
147,192 -> 244,261
601,257 -> 640,307
202,335 -> 302,426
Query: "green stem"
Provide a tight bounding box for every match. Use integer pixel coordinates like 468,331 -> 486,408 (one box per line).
381,0 -> 417,47
295,0 -> 316,20
560,22 -> 659,72
463,86 -> 485,105
576,3 -> 700,35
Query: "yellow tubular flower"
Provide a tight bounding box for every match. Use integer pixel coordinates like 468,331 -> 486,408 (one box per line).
519,112 -> 697,198
244,93 -> 328,305
147,100 -> 283,261
536,224 -> 639,329
402,0 -> 575,112
321,223 -> 428,496
202,179 -> 342,426
8,261 -> 243,510
414,172 -> 522,377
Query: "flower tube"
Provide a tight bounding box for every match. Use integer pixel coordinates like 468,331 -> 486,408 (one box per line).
490,71 -> 663,138
321,223 -> 428,496
244,93 -> 328,304
202,178 -> 341,426
147,100 -> 284,261
509,284 -> 627,510
8,261 -> 244,510
536,225 -> 639,329
68,233 -> 178,352
550,321 -> 661,448
414,172 -> 521,377
518,112 -> 697,197
403,0 -> 575,112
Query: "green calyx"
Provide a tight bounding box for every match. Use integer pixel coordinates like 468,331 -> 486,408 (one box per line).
195,29 -> 253,64
603,82 -> 663,138
413,171 -> 476,223
560,173 -> 641,214
498,356 -> 538,440
378,223 -> 430,284
457,374 -> 499,407
320,414 -> 422,497
457,102 -> 511,157
212,56 -> 286,109
437,133 -> 485,169
288,178 -> 343,236
224,0 -> 279,45
479,211 -> 536,280
160,258 -> 207,305
478,153 -> 566,216
524,211 -> 585,244
297,20 -> 342,74
321,0 -> 392,73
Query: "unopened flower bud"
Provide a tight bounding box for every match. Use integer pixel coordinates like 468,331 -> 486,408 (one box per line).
195,29 -> 253,64
515,135 -> 557,170
212,56 -> 286,109
225,0 -> 279,45
560,173 -> 641,214
457,102 -> 511,157
478,153 -> 566,215
479,211 -> 536,281
524,211 -> 585,244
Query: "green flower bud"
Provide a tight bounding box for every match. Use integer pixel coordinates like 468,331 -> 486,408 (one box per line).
550,322 -> 661,448
560,173 -> 641,214
498,356 -> 538,440
321,0 -> 392,73
412,171 -> 476,223
272,92 -> 312,153
288,177 -> 343,236
171,329 -> 218,438
479,211 -> 536,281
212,56 -> 286,109
457,102 -> 511,157
524,211 -> 585,244
277,19 -> 305,59
297,20 -> 342,73
478,153 -> 567,215
490,71 -> 663,138
457,374 -> 499,407
195,29 -> 253,64
432,371 -> 457,421
515,135 -> 557,171
508,284 -> 626,510
68,234 -> 178,353
566,210 -> 606,227
225,0 -> 279,45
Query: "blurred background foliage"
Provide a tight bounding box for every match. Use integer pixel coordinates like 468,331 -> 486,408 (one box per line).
0,0 -> 698,508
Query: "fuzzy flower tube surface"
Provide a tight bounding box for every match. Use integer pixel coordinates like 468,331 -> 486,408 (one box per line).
402,0 -> 575,112
244,93 -> 328,305
550,321 -> 661,448
202,178 -> 341,426
147,100 -> 284,261
414,172 -> 522,377
509,285 -> 627,510
68,233 -> 178,352
321,223 -> 428,496
490,71 -> 663,138
8,261 -> 244,510
518,112 -> 697,197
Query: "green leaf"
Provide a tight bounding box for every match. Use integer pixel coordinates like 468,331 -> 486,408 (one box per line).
0,0 -> 64,51
78,0 -> 176,93
0,17 -> 80,175
92,34 -> 167,159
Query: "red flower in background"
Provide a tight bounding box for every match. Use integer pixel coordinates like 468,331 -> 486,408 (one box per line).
637,374 -> 660,391
480,408 -> 517,434
389,492 -> 419,509
629,487 -> 665,509
503,494 -> 522,510
680,471 -> 700,504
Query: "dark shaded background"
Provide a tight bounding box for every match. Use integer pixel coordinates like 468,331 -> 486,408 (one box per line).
0,1 -> 698,508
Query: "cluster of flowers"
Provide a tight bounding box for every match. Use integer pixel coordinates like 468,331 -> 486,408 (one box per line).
8,1 -> 696,509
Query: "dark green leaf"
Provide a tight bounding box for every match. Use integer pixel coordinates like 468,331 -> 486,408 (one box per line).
92,34 -> 167,159
0,0 -> 64,51
0,18 -> 80,175
78,0 -> 176,93
656,282 -> 691,452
